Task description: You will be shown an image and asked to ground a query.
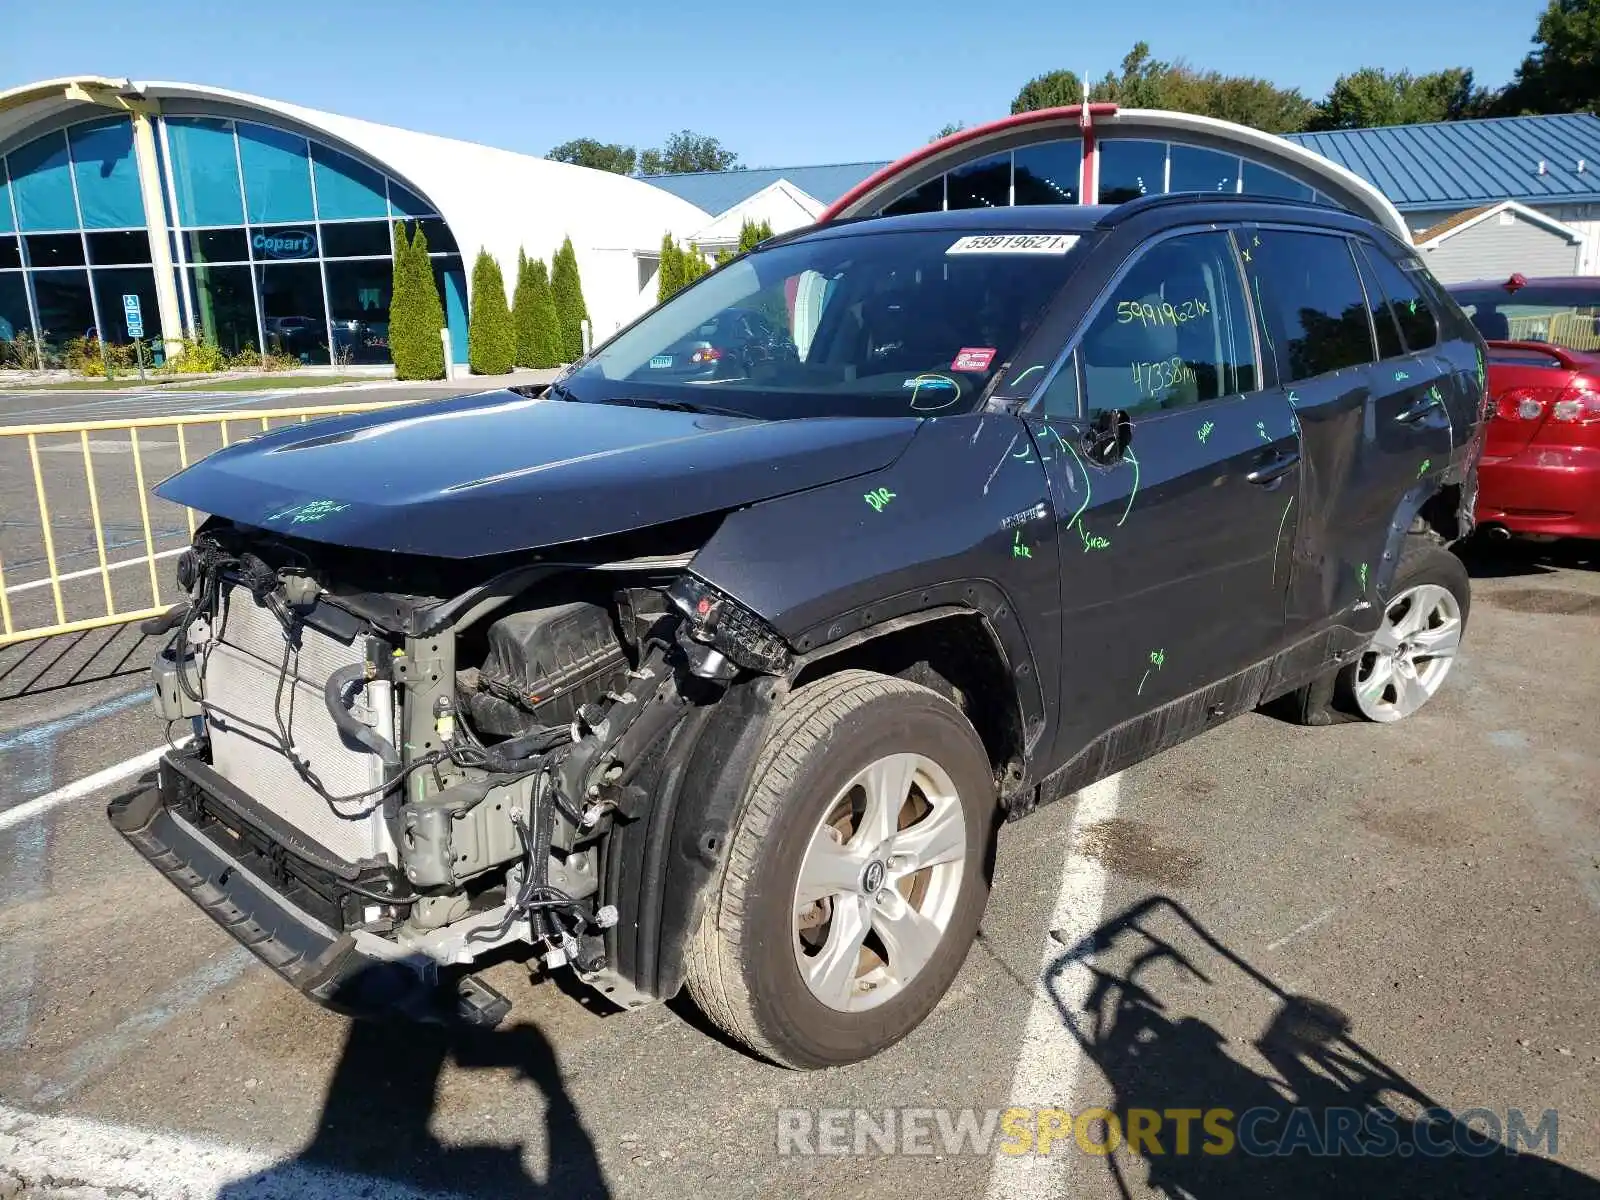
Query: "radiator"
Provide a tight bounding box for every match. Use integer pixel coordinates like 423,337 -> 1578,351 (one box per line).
204,585 -> 397,865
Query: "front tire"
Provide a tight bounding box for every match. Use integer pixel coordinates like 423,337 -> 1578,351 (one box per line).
684,669 -> 996,1069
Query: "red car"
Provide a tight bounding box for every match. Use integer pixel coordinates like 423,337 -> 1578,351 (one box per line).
1448,275 -> 1600,542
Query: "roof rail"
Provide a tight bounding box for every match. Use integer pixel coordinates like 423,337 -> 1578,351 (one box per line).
1096,190 -> 1339,228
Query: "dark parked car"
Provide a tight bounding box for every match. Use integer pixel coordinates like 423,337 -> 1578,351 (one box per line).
116,195 -> 1483,1069
1448,275 -> 1600,543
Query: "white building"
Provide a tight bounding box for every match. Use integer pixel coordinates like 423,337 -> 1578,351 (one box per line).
0,76 -> 711,368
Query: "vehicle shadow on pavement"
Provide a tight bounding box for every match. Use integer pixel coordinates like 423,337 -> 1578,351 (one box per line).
1045,895 -> 1600,1199
216,1015 -> 611,1198
1456,535 -> 1599,579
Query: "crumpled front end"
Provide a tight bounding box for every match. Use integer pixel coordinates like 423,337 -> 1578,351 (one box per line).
115,518 -> 791,1024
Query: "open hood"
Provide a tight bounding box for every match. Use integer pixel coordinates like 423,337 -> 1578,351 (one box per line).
155,390 -> 921,558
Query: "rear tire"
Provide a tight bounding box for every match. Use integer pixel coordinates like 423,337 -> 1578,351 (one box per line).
1272,537 -> 1470,725
1336,540 -> 1469,722
684,669 -> 996,1069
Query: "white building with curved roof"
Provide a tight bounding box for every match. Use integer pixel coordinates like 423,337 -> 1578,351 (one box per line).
0,76 -> 712,368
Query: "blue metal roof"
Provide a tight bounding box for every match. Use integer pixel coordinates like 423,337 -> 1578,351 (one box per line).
641,161 -> 887,214
1284,114 -> 1600,211
643,114 -> 1600,218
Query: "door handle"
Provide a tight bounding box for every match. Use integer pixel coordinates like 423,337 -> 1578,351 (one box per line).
1246,450 -> 1300,486
1395,395 -> 1443,424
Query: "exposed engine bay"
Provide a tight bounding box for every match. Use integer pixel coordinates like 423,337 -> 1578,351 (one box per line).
135,517 -> 791,1026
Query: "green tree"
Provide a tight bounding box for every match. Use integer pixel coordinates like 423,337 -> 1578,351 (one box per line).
512,249 -> 538,368
932,121 -> 967,140
527,258 -> 561,368
467,249 -> 514,375
546,137 -> 638,174
638,130 -> 742,174
1011,69 -> 1085,114
1309,67 -> 1490,129
1011,45 -> 1312,133
389,221 -> 445,380
657,232 -> 682,303
550,236 -> 590,362
1500,0 -> 1600,115
737,219 -> 774,253
681,244 -> 710,285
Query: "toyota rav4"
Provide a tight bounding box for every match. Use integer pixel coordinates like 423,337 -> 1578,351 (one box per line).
114,194 -> 1485,1069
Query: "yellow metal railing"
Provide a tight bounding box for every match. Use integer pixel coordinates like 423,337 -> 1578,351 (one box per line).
0,400 -> 408,648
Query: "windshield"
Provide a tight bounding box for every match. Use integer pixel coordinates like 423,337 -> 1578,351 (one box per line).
565,229 -> 1086,419
1450,284 -> 1600,353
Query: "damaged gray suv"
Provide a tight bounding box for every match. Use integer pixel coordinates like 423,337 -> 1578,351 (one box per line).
115,194 -> 1484,1068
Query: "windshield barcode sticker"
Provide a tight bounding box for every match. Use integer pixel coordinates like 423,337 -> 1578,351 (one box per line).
947,234 -> 1079,255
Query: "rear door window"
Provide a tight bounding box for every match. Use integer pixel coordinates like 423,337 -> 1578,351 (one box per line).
1073,230 -> 1256,416
1244,229 -> 1375,382
1352,244 -> 1404,360
1358,243 -> 1439,352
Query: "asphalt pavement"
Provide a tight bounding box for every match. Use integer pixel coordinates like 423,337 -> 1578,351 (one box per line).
0,539 -> 1596,1200
0,379 -> 1596,1197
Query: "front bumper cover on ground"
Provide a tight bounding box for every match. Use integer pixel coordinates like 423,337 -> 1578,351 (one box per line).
108,757 -> 505,1025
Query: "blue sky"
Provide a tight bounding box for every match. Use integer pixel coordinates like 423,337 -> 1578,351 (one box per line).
2,0 -> 1547,169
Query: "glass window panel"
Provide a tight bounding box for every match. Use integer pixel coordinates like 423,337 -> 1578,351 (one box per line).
1240,161 -> 1313,201
236,123 -> 314,224
165,118 -> 245,227
434,254 -> 467,362
183,227 -> 249,264
880,176 -> 944,217
1352,244 -> 1403,359
1079,231 -> 1255,415
1357,242 -> 1439,351
68,118 -> 145,229
1097,140 -> 1167,205
321,220 -> 391,258
9,130 -> 80,231
31,268 -> 96,350
1013,140 -> 1081,206
24,233 -> 85,268
1168,145 -> 1239,195
0,158 -> 14,234
413,217 -> 457,255
87,229 -> 151,265
1245,230 -> 1374,382
326,259 -> 393,365
0,236 -> 20,269
188,264 -> 258,355
311,143 -> 387,220
1037,351 -> 1081,416
946,152 -> 1012,210
250,224 -> 319,262
92,266 -> 163,345
0,273 -> 32,355
389,182 -> 433,217
257,262 -> 328,363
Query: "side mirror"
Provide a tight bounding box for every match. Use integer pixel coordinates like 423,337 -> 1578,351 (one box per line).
1083,408 -> 1133,465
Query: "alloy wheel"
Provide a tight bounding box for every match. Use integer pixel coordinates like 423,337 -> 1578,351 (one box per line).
792,753 -> 968,1012
1352,583 -> 1463,722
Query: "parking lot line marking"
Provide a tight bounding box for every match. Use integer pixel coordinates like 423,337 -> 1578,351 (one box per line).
1265,905 -> 1337,951
985,773 -> 1121,1200
0,687 -> 152,754
31,946 -> 256,1104
3,544 -> 187,596
0,743 -> 166,833
0,1102 -> 480,1199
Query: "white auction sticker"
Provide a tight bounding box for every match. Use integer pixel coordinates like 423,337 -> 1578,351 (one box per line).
946,233 -> 1080,255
